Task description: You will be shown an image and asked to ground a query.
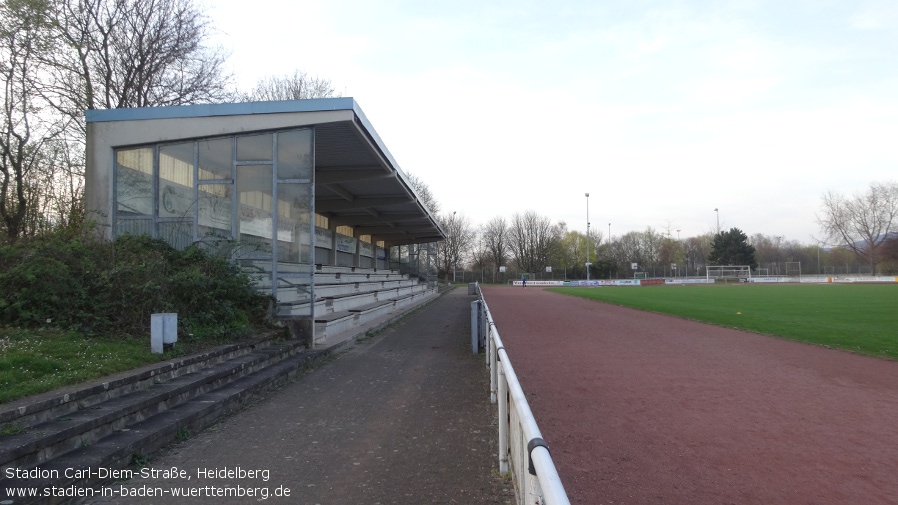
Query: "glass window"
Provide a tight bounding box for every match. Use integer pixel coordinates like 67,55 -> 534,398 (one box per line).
277,183 -> 312,263
198,184 -> 232,239
237,133 -> 272,162
237,164 -> 274,254
199,137 -> 233,180
159,143 -> 195,219
115,147 -> 154,217
277,129 -> 312,180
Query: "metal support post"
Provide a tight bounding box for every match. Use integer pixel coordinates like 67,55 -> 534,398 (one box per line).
498,360 -> 509,474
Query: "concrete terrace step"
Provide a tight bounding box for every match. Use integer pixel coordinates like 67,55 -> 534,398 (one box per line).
261,278 -> 423,305
0,349 -> 332,504
274,282 -> 431,317
242,261 -> 406,281
0,337 -> 316,505
0,335 -> 283,432
0,340 -> 304,472
311,289 -> 438,344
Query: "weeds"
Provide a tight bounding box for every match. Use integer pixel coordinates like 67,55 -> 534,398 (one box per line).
0,423 -> 24,436
131,453 -> 150,467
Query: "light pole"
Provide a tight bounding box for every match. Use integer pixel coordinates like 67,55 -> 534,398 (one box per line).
714,208 -> 720,234
608,222 -> 611,279
676,229 -> 681,278
585,193 -> 590,281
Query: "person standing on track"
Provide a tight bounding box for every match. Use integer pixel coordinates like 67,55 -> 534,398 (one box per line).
521,275 -> 527,288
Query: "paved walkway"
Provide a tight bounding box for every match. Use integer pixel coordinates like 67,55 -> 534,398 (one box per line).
85,288 -> 514,505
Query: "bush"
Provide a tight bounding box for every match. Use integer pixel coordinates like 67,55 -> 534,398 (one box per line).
0,233 -> 272,340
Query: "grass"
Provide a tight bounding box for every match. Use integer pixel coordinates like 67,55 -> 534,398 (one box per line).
548,283 -> 898,360
0,327 -> 182,404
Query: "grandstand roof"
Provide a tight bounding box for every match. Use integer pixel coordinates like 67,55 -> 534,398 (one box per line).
87,98 -> 446,245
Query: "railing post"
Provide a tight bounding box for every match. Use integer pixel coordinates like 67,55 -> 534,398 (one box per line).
481,302 -> 488,365
490,333 -> 497,404
470,300 -> 480,354
498,359 -> 509,474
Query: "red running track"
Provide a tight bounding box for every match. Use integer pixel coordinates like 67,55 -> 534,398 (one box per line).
481,285 -> 898,505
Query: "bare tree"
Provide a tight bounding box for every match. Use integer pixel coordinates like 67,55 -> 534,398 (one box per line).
468,232 -> 492,282
683,234 -> 712,276
0,0 -> 61,243
614,231 -> 645,274
509,210 -> 561,275
44,0 -> 234,136
880,235 -> 898,274
481,216 -> 509,277
247,70 -> 338,101
404,171 -> 440,216
436,211 -> 475,282
639,227 -> 663,275
1,0 -> 235,242
32,136 -> 85,233
818,181 -> 898,275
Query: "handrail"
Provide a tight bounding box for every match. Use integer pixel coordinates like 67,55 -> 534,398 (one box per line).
474,283 -> 571,505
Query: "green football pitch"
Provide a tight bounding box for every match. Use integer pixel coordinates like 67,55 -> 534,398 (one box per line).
549,283 -> 898,360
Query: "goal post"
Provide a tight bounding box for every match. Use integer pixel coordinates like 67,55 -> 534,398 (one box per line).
706,265 -> 752,281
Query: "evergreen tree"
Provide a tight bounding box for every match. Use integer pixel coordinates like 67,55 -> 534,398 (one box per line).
708,228 -> 757,267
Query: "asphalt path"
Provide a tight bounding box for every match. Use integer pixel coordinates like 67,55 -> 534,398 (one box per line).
86,288 -> 513,505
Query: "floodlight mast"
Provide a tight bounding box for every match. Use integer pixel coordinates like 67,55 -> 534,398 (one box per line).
585,193 -> 590,281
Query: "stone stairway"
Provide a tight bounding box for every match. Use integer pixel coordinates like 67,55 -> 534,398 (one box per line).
0,334 -> 348,505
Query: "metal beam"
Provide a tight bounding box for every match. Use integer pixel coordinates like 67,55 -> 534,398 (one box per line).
315,197 -> 411,212
355,225 -> 436,235
325,184 -> 355,202
315,168 -> 392,184
329,213 -> 423,226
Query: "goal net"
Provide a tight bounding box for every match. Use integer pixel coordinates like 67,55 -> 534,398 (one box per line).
706,265 -> 752,280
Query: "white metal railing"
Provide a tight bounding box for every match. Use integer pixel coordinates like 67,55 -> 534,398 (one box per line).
473,284 -> 571,505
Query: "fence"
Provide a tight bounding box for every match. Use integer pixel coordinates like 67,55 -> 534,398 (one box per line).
472,284 -> 571,505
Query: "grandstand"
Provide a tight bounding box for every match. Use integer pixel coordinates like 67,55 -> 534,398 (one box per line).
86,98 -> 445,346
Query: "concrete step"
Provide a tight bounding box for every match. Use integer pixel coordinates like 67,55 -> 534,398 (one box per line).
0,348 -> 332,504
0,335 -> 283,432
0,338 -> 313,505
312,288 -> 439,345
0,340 -> 304,472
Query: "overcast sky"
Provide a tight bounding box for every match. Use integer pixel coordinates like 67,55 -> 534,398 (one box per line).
207,0 -> 898,244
